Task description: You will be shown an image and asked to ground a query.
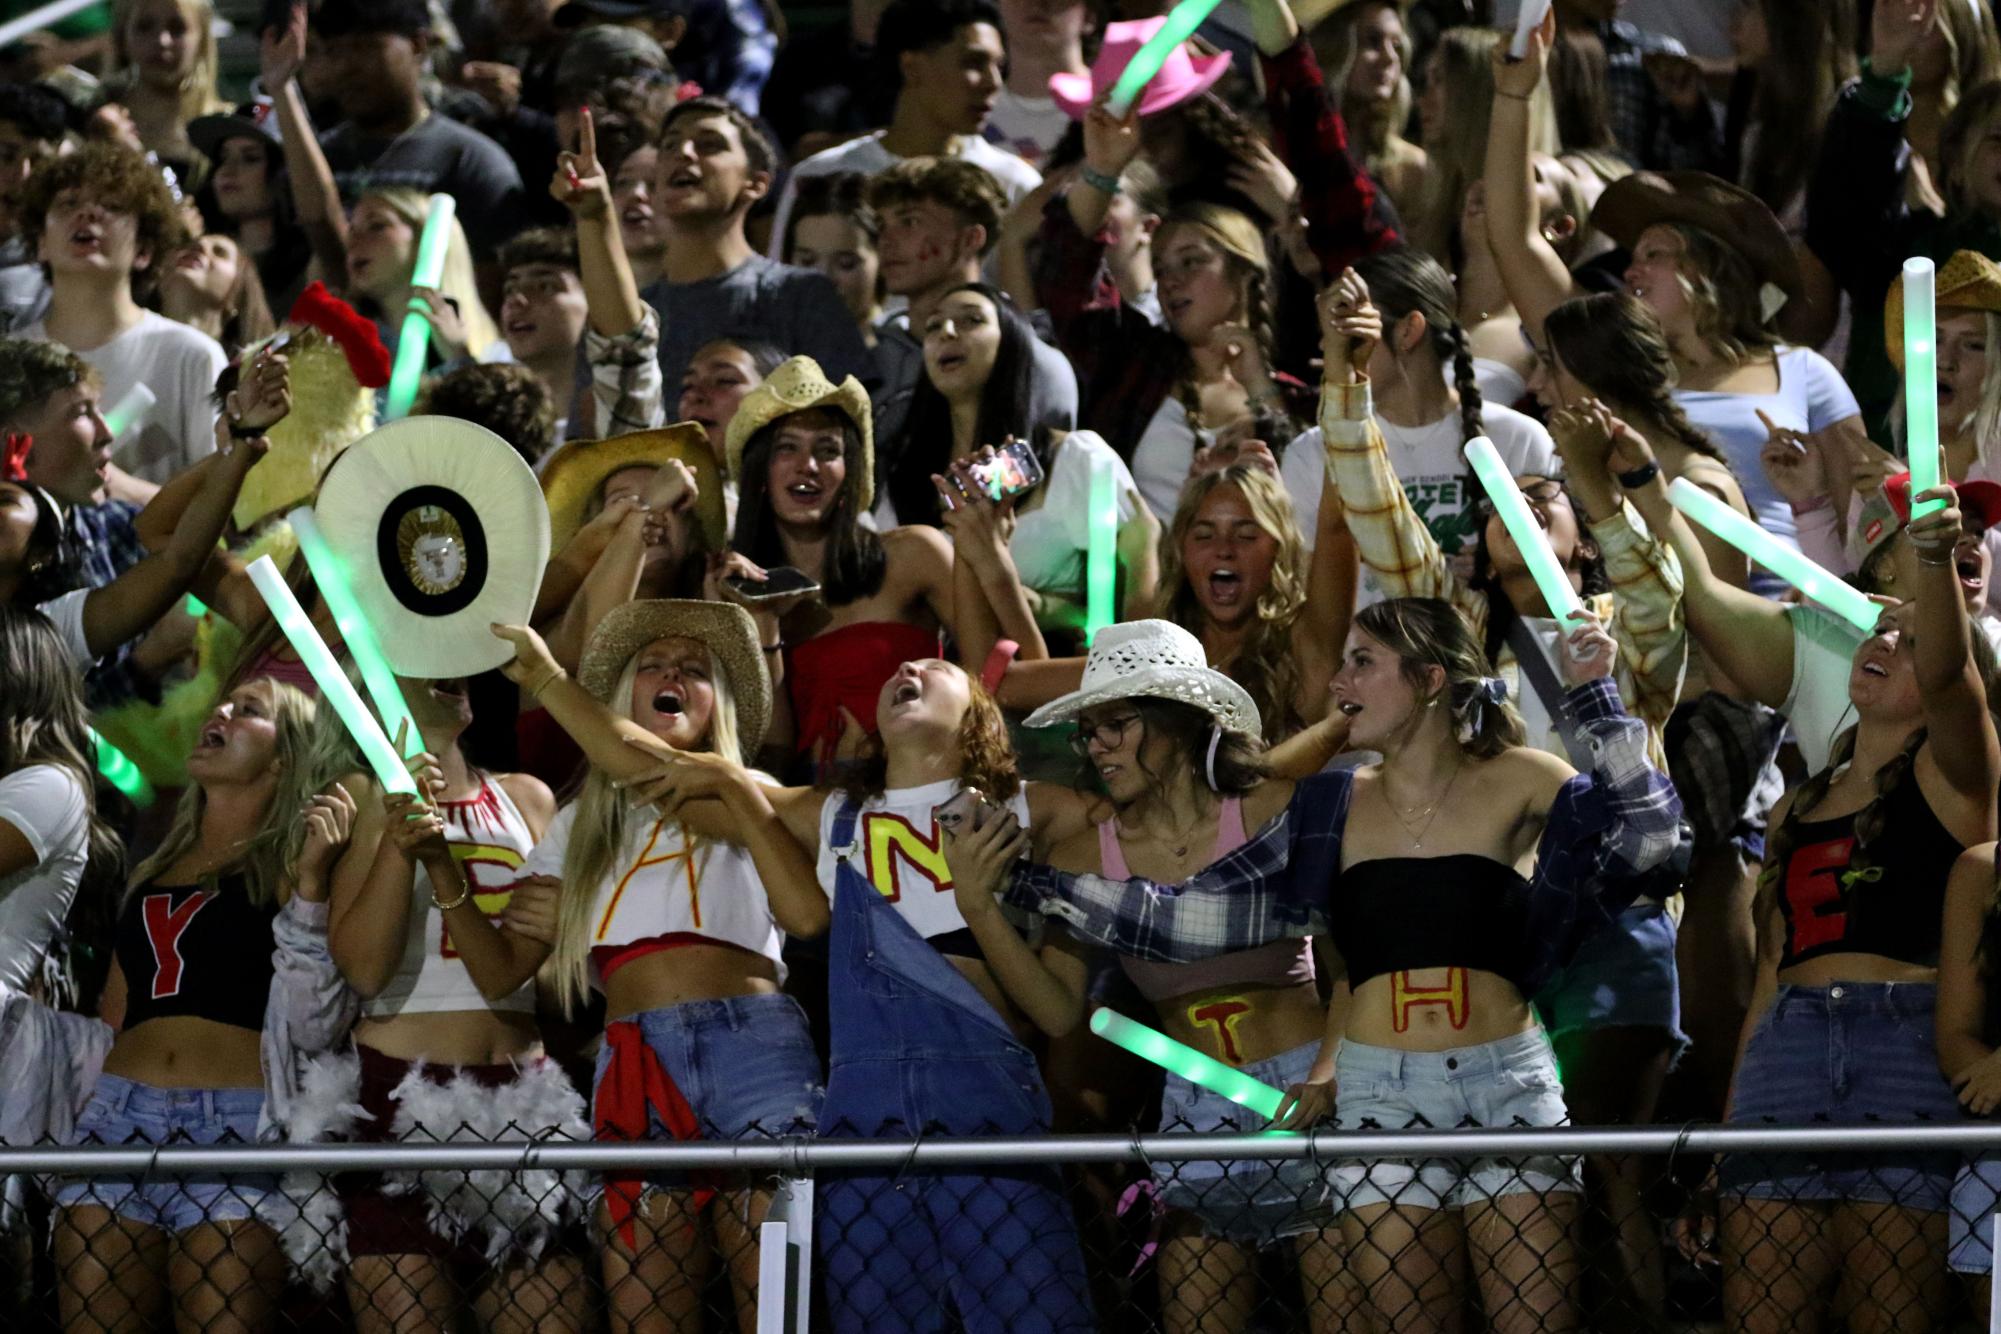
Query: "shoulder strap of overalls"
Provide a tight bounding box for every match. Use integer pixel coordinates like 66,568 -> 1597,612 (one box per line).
829,795 -> 862,863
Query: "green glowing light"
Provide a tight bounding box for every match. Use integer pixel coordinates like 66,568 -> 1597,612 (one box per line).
1090,1007 -> 1290,1127
1107,0 -> 1225,117
384,193 -> 458,421
1086,453 -> 1117,644
1904,258 -> 1944,520
1463,437 -> 1581,621
287,506 -> 420,757
1668,478 -> 1880,633
90,728 -> 152,806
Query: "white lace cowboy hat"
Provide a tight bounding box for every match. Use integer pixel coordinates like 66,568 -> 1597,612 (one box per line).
1022,619 -> 1260,736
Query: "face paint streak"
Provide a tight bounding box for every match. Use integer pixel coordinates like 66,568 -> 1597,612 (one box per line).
1187,996 -> 1253,1065
1390,968 -> 1469,1033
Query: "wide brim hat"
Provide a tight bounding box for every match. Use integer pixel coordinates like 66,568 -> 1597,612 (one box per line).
724,355 -> 874,511
1591,170 -> 1804,315
1051,17 -> 1233,121
1023,618 -> 1260,735
1884,250 -> 2001,373
189,104 -> 281,161
1847,469 -> 2001,569
313,416 -> 553,678
540,422 -> 726,552
577,599 -> 771,757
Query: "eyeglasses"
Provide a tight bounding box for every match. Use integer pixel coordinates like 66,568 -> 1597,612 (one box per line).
1069,713 -> 1142,757
1472,480 -> 1568,518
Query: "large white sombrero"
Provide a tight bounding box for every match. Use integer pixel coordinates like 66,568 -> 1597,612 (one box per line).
1023,619 -> 1260,736
313,416 -> 552,678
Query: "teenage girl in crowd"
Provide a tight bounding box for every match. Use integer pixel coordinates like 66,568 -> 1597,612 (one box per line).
782,172 -> 885,356
156,232 -> 275,360
188,111 -> 313,315
107,0 -> 227,186
311,669 -> 588,1333
1314,0 -> 1426,217
1003,594 -> 1681,1334
53,677 -> 341,1334
484,604 -> 827,1334
340,188 -> 502,373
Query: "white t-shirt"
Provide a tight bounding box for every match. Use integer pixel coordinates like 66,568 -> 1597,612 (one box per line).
0,764 -> 89,996
983,88 -> 1072,172
816,779 -> 1033,943
1131,396 -> 1210,522
1783,604 -> 1867,775
1010,431 -> 1140,598
768,131 -> 1043,262
36,588 -> 93,670
1280,401 -> 1558,599
24,311 -> 226,485
1473,356 -> 1528,411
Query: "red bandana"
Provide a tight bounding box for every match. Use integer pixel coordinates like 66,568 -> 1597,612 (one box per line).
1,432 -> 31,482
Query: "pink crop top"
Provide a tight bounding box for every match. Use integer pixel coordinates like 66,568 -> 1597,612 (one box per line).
1103,797 -> 1316,1003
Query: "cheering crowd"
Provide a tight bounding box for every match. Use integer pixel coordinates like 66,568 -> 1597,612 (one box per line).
2,0 -> 2001,1329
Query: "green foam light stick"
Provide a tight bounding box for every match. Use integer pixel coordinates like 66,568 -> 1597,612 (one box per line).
384,193 -> 457,420
1463,436 -> 1581,621
1107,0 -> 1224,116
89,729 -> 152,807
1085,452 -> 1117,644
288,506 -> 420,758
1904,257 -> 1945,520
1090,1007 -> 1290,1126
1667,477 -> 1881,633
244,555 -> 418,794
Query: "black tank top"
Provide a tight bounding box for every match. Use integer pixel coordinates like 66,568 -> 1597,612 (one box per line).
1773,775 -> 1963,970
1331,855 -> 1535,991
115,876 -> 276,1033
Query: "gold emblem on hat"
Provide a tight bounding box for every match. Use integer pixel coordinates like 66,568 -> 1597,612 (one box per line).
397,505 -> 468,595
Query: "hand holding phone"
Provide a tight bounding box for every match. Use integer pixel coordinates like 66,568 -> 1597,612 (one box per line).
933,787 -> 1000,835
723,566 -> 821,603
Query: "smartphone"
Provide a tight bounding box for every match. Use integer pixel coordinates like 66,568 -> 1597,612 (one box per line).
932,787 -> 1000,836
968,438 -> 1045,504
724,566 -> 821,603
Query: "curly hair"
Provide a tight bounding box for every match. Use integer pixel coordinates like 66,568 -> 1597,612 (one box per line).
842,667 -> 1021,804
1153,464 -> 1308,745
865,157 -> 1006,255
418,363 -> 557,467
1663,223 -> 1780,366
18,141 -> 189,288
0,337 -> 97,426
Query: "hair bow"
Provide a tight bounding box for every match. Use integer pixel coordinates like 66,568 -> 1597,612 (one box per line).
2,432 -> 31,482
1476,677 -> 1508,706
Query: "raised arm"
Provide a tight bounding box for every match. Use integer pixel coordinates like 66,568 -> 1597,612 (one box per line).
554,108 -> 646,340
492,621 -> 694,787
939,460 -> 1047,669
1481,11 -> 1572,344
1906,484 -> 2001,799
261,4 -> 347,282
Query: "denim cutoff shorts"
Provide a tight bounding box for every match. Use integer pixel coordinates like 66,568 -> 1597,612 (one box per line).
1721,983 -> 1960,1211
1949,1155 -> 2001,1273
1154,1039 -> 1335,1248
591,992 -> 823,1162
52,1074 -> 271,1233
1535,903 -> 1689,1062
1331,1028 -> 1581,1212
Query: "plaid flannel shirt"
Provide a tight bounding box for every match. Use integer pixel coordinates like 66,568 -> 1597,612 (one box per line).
1319,378 -> 1686,767
584,306 -> 667,438
1005,678 -> 1683,996
67,500 -> 154,710
1259,36 -> 1401,277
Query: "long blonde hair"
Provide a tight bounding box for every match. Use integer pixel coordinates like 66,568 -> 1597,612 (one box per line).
544,645 -> 744,1017
109,0 -> 228,129
1414,26 -> 1557,261
130,679 -> 318,907
358,187 -> 502,360
1153,464 -> 1308,744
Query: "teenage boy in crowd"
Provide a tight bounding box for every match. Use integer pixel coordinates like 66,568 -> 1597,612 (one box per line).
987,0 -> 1094,170
18,143 -> 224,503
0,83 -> 67,333
767,0 -> 1041,256
495,227 -> 592,441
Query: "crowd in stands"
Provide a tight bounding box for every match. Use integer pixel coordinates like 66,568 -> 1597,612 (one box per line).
4,0 -> 2001,1329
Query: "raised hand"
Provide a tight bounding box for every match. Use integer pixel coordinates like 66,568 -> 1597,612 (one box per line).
226,345 -> 292,434
490,622 -> 563,695
1317,267 -> 1382,376
552,106 -> 612,220
259,0 -> 306,89
1081,93 -> 1143,181
1558,608 -> 1617,686
296,784 -> 357,899
1489,4 -> 1554,98
1756,408 -> 1832,513
383,790 -> 450,862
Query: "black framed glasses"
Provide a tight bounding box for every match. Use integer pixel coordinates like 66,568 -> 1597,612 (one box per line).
1069,713 -> 1143,757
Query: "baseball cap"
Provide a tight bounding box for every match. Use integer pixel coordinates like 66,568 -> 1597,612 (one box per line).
1847,470 -> 2001,570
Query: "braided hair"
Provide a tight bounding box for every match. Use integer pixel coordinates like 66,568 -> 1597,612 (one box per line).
1757,725 -> 1927,909
1542,292 -> 1727,464
1354,246 -> 1485,446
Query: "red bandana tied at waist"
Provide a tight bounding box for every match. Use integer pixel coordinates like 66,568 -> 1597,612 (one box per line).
595,1019 -> 714,1248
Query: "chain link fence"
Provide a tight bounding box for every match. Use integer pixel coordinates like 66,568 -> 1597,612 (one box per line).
8,1121 -> 2001,1331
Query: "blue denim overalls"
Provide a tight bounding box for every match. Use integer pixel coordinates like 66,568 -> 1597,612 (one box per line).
816,799 -> 1095,1333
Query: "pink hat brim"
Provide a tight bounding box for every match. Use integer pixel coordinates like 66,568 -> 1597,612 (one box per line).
1050,48 -> 1232,121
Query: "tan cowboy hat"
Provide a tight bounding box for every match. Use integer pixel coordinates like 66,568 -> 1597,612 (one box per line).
540,422 -> 726,553
1591,170 -> 1804,316
723,355 -> 874,511
577,599 -> 772,758
1885,250 -> 2001,374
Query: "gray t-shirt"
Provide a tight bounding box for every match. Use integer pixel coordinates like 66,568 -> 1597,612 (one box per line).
320,113 -> 526,257
0,235 -> 48,333
639,255 -> 875,396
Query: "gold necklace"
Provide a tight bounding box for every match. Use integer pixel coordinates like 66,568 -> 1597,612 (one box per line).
1385,762 -> 1463,850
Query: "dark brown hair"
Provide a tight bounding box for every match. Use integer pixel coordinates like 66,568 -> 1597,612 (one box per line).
865,157 -> 1006,255
18,141 -> 188,290
1542,292 -> 1726,464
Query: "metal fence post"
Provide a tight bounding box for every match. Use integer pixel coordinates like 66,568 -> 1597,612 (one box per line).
757,1142 -> 814,1334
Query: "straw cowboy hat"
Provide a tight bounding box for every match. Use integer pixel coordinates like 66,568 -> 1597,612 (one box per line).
577,599 -> 772,757
540,422 -> 727,552
724,355 -> 874,511
1591,170 -> 1804,318
1884,250 -> 2001,374
313,415 -> 551,678
1024,619 -> 1260,736
1050,16 -> 1234,120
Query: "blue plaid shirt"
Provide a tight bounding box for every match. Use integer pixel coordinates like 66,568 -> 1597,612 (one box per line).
1005,679 -> 1683,997
65,500 -> 154,710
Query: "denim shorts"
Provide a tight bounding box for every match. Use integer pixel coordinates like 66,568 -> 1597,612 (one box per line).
52,1075 -> 272,1233
1330,1029 -> 1581,1212
1154,1040 -> 1335,1248
1534,903 -> 1689,1062
591,992 -> 824,1146
1949,1155 -> 2001,1273
1721,983 -> 1960,1211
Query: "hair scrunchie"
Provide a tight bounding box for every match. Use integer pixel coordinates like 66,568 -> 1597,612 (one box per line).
1470,675 -> 1508,732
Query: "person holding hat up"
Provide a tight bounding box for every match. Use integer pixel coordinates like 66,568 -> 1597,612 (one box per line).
483,604 -> 827,1334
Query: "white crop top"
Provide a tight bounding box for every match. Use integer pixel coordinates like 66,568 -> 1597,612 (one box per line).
815,779 -> 1034,942
519,797 -> 786,988
362,776 -> 539,1019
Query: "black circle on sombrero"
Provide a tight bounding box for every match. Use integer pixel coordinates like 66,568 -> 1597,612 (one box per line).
376,484 -> 488,617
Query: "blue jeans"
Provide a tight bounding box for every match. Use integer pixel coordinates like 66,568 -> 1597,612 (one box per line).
53,1075 -> 272,1233
1535,903 -> 1689,1062
590,992 -> 823,1141
815,819 -> 1094,1334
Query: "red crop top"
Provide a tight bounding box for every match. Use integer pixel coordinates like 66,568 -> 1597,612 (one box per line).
114,877 -> 276,1033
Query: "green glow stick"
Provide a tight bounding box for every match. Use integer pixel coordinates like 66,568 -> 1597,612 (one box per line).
244,555 -> 417,794
89,728 -> 152,807
1085,453 -> 1116,644
1904,258 -> 1945,520
102,383 -> 154,439
287,506 -> 420,758
1667,477 -> 1880,633
1107,0 -> 1225,117
184,594 -> 206,618
1090,1007 -> 1289,1125
384,193 -> 457,421
1463,436 -> 1581,620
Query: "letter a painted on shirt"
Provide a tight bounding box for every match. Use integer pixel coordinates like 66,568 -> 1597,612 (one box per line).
1390,968 -> 1469,1033
1188,997 -> 1254,1065
142,890 -> 213,999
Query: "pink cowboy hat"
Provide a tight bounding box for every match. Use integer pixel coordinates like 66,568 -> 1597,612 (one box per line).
1049,17 -> 1233,120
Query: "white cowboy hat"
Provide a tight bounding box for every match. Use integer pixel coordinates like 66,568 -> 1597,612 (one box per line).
1023,619 -> 1260,736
